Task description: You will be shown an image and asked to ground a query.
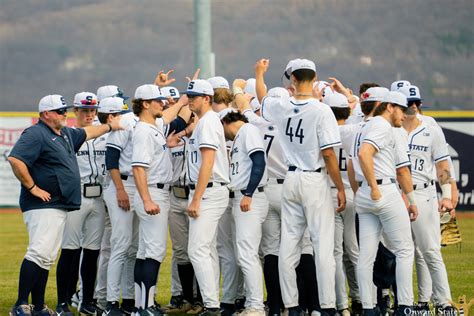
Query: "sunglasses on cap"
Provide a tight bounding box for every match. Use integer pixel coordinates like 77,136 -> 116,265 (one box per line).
51,108 -> 68,115
407,100 -> 422,107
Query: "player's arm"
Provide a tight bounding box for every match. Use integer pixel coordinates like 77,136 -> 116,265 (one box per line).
7,156 -> 51,202
322,147 -> 346,212
255,58 -> 269,104
84,115 -> 122,141
187,148 -> 215,218
162,95 -> 188,125
435,159 -> 455,216
358,143 -> 380,199
132,166 -> 160,215
347,158 -> 358,194
396,166 -> 418,221
106,147 -> 130,211
241,151 -> 266,212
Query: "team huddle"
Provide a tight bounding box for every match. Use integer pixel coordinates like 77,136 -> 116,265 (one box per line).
8,58 -> 458,316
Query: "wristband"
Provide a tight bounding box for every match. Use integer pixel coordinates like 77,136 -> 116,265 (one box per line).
407,191 -> 416,206
27,183 -> 36,191
107,123 -> 113,132
440,183 -> 452,200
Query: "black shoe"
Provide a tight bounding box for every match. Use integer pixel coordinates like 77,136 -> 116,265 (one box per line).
320,309 -> 337,316
121,300 -> 135,315
362,308 -> 381,316
105,301 -> 125,316
351,301 -> 363,316
80,301 -> 98,315
289,307 -> 304,316
235,298 -> 246,313
141,305 -> 163,316
55,303 -> 74,316
414,302 -> 430,316
32,305 -> 56,316
219,303 -> 235,316
440,305 -> 457,316
198,307 -> 221,316
394,305 -> 413,316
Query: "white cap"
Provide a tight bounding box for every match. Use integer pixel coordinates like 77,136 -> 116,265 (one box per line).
382,91 -> 407,107
134,84 -> 166,100
399,85 -> 422,101
290,58 -> 316,74
161,86 -> 180,99
323,92 -> 349,108
207,76 -> 230,90
361,87 -> 389,102
390,80 -> 411,92
267,87 -> 291,99
250,97 -> 261,112
284,59 -> 298,78
314,81 -> 334,98
186,79 -> 214,96
38,95 -> 69,112
73,91 -> 99,108
96,85 -> 128,101
98,97 -> 127,114
244,78 -> 256,96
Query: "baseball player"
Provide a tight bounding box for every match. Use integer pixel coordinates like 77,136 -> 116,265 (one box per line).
398,85 -> 456,315
235,82 -> 320,316
323,92 -> 360,316
256,58 -> 346,316
207,75 -> 246,315
349,91 -> 417,315
93,85 -> 130,311
130,84 -> 174,313
8,94 -> 121,316
185,79 -> 230,316
55,92 -> 107,315
221,110 -> 268,316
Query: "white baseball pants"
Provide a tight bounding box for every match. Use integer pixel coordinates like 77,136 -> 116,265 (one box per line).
411,186 -> 452,306
61,196 -> 106,250
355,183 -> 414,308
94,209 -> 112,304
232,190 -> 269,310
103,180 -> 139,302
188,185 -> 229,309
279,171 -> 336,309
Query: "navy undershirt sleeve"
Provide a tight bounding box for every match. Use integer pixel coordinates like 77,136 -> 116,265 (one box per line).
244,150 -> 266,196
167,116 -> 187,136
105,147 -> 121,170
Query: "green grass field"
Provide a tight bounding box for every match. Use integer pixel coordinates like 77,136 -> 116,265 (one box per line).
1,211 -> 473,313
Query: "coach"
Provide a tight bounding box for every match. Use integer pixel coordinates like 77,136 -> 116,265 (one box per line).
7,94 -> 121,315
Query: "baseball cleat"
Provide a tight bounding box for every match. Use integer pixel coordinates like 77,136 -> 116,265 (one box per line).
55,303 -> 74,316
187,302 -> 205,315
10,304 -> 32,316
166,299 -> 193,313
104,301 -> 125,316
197,308 -> 221,316
236,308 -> 266,316
32,305 -> 57,316
140,305 -> 163,316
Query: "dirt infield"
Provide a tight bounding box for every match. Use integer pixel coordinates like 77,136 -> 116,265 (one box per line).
2,207 -> 474,217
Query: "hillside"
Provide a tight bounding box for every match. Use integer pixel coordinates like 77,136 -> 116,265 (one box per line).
0,0 -> 472,111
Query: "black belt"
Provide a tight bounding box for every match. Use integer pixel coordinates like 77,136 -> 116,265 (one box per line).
358,178 -> 396,187
156,183 -> 171,191
288,166 -> 322,173
230,186 -> 264,198
277,179 -> 284,184
188,182 -> 226,190
413,180 -> 434,190
121,174 -> 128,180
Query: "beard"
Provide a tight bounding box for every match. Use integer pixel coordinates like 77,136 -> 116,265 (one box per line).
405,107 -> 417,116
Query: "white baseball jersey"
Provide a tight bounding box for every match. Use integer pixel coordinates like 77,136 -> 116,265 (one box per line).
170,143 -> 186,186
76,132 -> 108,185
131,121 -> 173,184
228,123 -> 267,191
400,120 -> 449,184
106,112 -> 139,176
242,109 -> 287,179
351,116 -> 410,182
331,124 -> 359,188
187,110 -> 230,184
261,96 -> 341,170
346,103 -> 364,125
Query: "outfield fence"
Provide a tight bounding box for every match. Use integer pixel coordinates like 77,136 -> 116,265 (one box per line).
1,111 -> 473,210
